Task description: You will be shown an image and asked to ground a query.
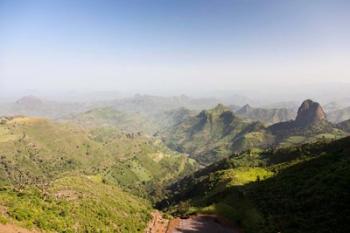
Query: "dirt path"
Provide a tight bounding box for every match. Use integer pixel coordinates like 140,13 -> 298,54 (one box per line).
168,215 -> 239,233
0,223 -> 40,233
146,213 -> 240,233
145,211 -> 170,233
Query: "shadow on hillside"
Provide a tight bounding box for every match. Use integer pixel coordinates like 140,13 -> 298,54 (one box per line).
172,215 -> 238,233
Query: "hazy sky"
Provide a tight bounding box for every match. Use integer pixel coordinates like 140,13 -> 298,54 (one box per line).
1,0 -> 350,94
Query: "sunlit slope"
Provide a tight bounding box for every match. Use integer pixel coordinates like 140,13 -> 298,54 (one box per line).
159,137 -> 350,233
0,116 -> 197,191
0,116 -> 198,232
0,176 -> 151,233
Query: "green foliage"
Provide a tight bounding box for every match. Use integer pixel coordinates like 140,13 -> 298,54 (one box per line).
0,176 -> 152,233
159,136 -> 350,233
162,104 -> 268,165
0,116 -> 198,232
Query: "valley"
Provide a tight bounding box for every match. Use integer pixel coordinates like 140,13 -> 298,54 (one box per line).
146,212 -> 240,233
0,96 -> 349,233
2,1 -> 350,232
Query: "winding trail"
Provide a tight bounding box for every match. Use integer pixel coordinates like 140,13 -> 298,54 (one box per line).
146,213 -> 240,233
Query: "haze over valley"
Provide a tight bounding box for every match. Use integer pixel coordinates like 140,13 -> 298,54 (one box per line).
1,0 -> 350,233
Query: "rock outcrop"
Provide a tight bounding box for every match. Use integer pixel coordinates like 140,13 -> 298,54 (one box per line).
295,99 -> 326,127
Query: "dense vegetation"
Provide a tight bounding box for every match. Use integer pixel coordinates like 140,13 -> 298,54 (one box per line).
158,136 -> 350,233
1,97 -> 349,233
0,116 -> 197,232
0,176 -> 151,232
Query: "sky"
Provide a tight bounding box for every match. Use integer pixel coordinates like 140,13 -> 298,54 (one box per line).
1,0 -> 350,97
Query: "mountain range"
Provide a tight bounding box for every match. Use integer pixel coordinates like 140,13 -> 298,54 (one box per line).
162,99 -> 347,165
235,104 -> 295,125
0,96 -> 350,232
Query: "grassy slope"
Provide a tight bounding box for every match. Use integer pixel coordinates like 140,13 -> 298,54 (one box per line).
159,137 -> 350,233
0,176 -> 151,233
0,116 -> 197,191
0,116 -> 198,232
65,107 -> 158,134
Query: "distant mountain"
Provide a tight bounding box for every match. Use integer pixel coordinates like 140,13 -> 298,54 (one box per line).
337,119 -> 350,133
0,94 -> 218,120
0,95 -> 91,118
110,94 -> 219,114
15,95 -> 44,106
264,100 -> 300,109
269,99 -> 331,133
152,107 -> 197,130
162,99 -> 347,165
328,106 -> 350,123
323,101 -> 346,113
162,104 -> 272,165
266,99 -> 346,147
235,104 -> 295,125
64,107 -> 158,134
65,106 -> 198,135
295,99 -> 327,126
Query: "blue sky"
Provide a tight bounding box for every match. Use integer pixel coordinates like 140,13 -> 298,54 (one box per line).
1,0 -> 350,94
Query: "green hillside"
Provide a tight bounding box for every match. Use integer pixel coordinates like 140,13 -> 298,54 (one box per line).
161,100 -> 347,165
158,136 -> 350,233
162,104 -> 271,165
0,176 -> 151,233
0,116 -> 198,232
64,107 -> 158,134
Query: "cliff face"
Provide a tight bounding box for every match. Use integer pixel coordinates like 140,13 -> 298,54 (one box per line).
295,99 -> 327,127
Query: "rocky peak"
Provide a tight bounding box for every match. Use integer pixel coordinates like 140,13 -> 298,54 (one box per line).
209,104 -> 230,114
16,96 -> 43,107
198,104 -> 232,124
295,99 -> 326,127
237,104 -> 253,114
